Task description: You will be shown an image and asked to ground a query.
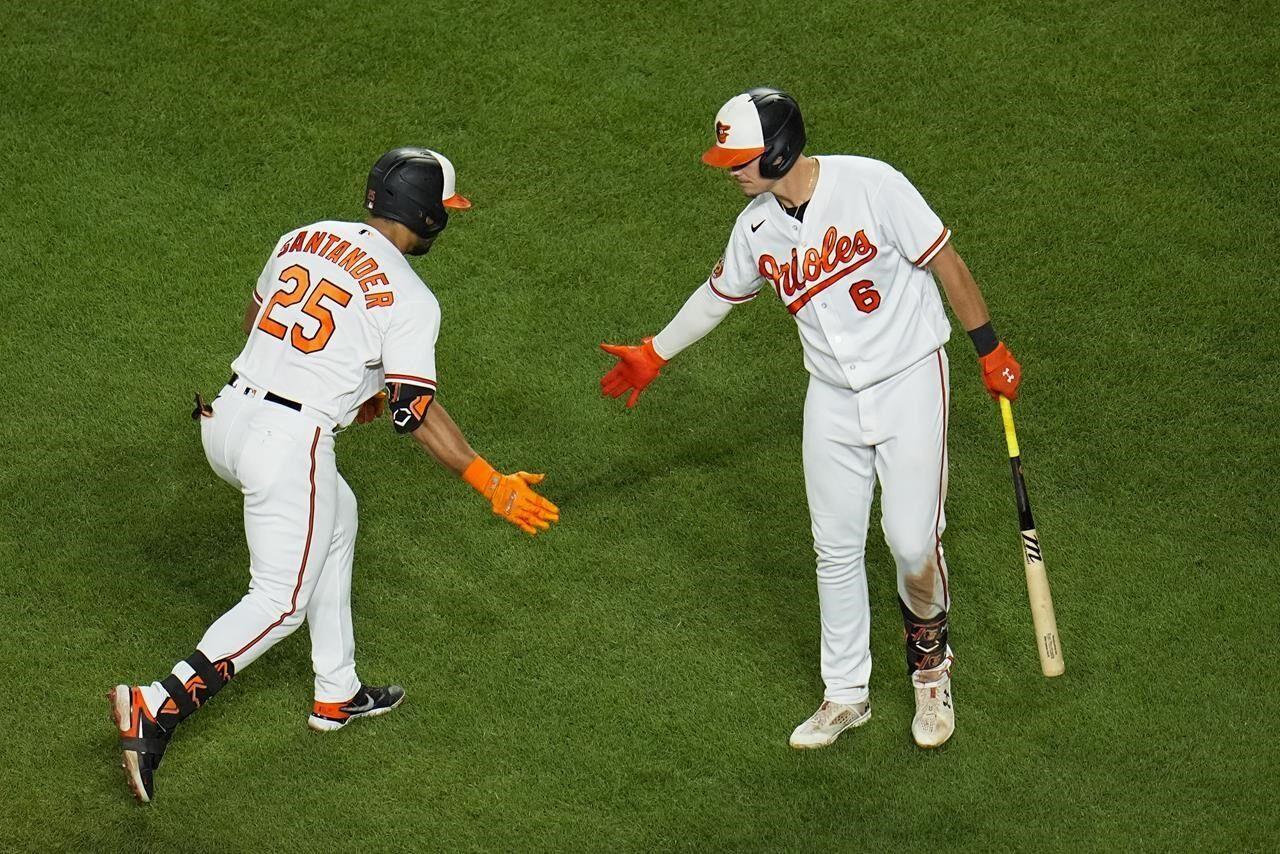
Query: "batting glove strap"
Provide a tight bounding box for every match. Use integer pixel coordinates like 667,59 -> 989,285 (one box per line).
462,456 -> 502,499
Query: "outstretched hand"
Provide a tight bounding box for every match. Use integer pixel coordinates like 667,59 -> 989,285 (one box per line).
489,471 -> 560,536
600,337 -> 668,408
462,456 -> 559,536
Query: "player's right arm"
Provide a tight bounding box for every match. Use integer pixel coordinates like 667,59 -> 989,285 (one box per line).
600,223 -> 761,408
242,295 -> 259,336
241,253 -> 275,336
407,398 -> 475,474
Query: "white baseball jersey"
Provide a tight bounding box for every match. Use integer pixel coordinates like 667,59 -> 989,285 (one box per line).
232,220 -> 440,427
707,155 -> 952,390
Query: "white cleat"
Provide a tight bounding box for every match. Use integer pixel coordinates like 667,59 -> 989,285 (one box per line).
788,699 -> 871,749
911,670 -> 955,748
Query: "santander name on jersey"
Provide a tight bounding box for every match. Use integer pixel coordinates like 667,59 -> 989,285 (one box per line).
232,220 -> 440,428
709,156 -> 953,390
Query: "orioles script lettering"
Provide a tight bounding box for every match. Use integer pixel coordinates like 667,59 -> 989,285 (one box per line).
758,227 -> 877,300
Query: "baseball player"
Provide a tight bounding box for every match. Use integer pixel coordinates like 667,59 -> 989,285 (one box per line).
600,88 -> 1021,749
110,147 -> 559,804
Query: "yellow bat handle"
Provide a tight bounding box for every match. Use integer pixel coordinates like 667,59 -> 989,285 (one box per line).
999,395 -> 1019,458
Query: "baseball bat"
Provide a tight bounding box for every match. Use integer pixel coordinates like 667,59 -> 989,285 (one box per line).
998,396 -> 1064,677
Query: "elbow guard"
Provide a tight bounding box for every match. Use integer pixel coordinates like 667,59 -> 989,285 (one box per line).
387,381 -> 436,434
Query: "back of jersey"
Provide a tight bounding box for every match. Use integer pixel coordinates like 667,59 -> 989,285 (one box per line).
232,220 -> 440,427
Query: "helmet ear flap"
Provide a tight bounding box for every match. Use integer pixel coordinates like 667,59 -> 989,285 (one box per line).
749,90 -> 806,179
758,141 -> 794,180
366,148 -> 449,240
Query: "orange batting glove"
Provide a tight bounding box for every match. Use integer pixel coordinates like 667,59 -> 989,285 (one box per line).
354,391 -> 387,424
599,336 -> 668,408
979,342 -> 1022,401
462,456 -> 560,536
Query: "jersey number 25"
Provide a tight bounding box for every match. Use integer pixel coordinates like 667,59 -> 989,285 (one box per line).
257,264 -> 352,353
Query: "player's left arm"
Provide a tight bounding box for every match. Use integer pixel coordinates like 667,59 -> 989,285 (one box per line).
406,398 -> 480,475
402,395 -> 559,536
381,294 -> 557,535
928,243 -> 1021,400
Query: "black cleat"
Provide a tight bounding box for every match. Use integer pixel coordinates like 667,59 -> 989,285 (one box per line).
108,685 -> 172,804
308,684 -> 406,732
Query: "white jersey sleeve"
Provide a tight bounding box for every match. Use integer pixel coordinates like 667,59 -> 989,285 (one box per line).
652,282 -> 735,360
380,293 -> 440,393
706,220 -> 765,303
873,170 -> 951,267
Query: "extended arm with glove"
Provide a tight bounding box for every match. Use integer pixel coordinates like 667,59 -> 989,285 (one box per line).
599,282 -> 733,407
410,400 -> 559,536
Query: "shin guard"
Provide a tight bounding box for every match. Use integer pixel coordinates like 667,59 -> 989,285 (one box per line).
156,651 -> 235,730
900,598 -> 949,674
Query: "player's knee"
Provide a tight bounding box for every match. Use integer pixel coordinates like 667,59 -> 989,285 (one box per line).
247,581 -> 311,628
339,503 -> 358,538
233,590 -> 308,648
883,527 -> 934,573
279,608 -> 307,632
814,545 -> 865,583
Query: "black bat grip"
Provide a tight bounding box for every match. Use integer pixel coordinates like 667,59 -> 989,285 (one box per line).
1009,455 -> 1036,531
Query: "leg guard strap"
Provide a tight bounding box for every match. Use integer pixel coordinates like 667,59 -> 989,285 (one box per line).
121,736 -> 169,757
160,673 -> 197,720
187,650 -> 233,701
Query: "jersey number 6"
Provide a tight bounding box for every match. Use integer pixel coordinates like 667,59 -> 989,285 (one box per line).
849,279 -> 881,313
257,264 -> 352,353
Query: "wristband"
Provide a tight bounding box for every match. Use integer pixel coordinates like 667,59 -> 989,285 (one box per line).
967,322 -> 998,357
641,337 -> 670,366
462,456 -> 501,499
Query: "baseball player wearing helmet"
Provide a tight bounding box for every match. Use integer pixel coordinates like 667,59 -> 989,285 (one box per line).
600,88 -> 1021,749
110,147 -> 559,804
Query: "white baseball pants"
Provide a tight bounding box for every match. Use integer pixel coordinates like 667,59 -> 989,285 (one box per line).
193,382 -> 361,703
803,349 -> 951,704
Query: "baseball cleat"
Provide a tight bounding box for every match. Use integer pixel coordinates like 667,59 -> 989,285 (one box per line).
308,684 -> 405,732
911,670 -> 955,748
108,684 -> 172,804
789,699 -> 871,749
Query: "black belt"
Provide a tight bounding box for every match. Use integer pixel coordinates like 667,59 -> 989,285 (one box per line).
229,373 -> 302,412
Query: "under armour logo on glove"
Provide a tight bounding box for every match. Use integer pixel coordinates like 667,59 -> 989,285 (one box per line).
979,342 -> 1023,401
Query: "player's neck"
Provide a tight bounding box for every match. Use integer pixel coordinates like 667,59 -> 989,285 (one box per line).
366,217 -> 419,255
771,156 -> 819,209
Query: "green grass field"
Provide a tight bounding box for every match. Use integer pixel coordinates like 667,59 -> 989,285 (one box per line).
2,0 -> 1277,849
